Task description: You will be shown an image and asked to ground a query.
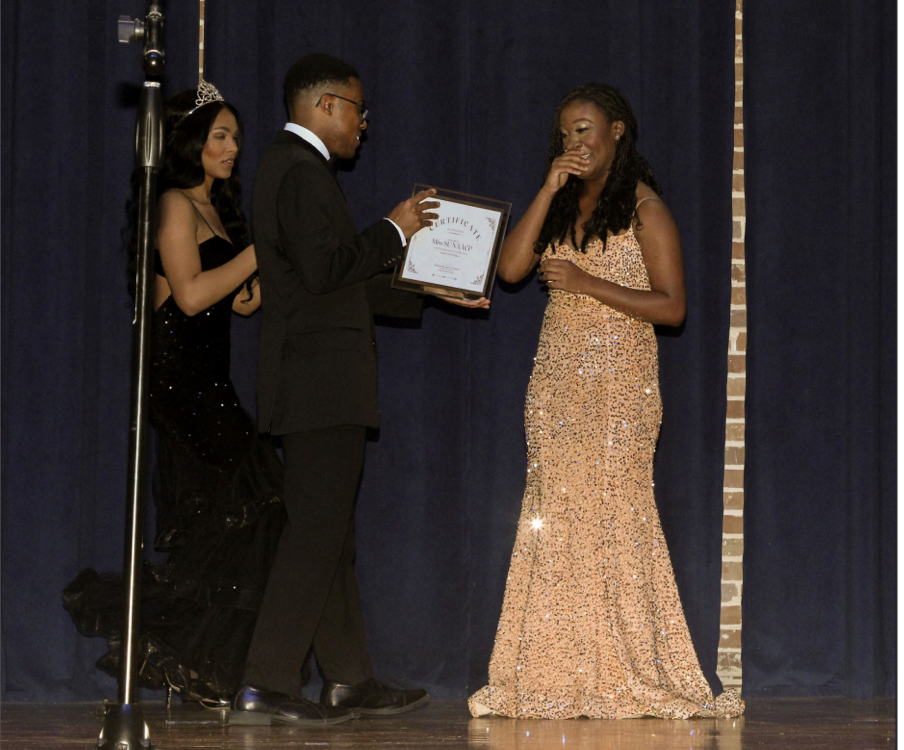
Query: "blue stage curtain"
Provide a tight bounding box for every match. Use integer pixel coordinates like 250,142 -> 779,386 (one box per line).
3,0 -> 890,703
742,0 -> 896,696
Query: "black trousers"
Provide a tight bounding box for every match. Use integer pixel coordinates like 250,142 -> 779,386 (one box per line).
243,425 -> 373,695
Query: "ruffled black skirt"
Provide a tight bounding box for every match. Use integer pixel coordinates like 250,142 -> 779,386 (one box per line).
63,425 -> 284,702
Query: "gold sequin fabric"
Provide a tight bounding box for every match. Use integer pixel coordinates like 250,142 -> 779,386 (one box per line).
470,231 -> 744,719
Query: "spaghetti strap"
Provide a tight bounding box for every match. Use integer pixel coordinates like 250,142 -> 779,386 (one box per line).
630,196 -> 655,233
189,200 -> 227,241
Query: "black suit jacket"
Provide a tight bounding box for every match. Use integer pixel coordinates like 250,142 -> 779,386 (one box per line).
253,130 -> 420,435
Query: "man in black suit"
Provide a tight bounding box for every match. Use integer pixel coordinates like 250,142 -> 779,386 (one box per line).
231,53 -> 442,726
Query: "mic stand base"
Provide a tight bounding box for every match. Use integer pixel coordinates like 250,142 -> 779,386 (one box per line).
97,703 -> 157,750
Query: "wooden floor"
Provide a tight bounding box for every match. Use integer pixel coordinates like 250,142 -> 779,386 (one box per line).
0,697 -> 894,749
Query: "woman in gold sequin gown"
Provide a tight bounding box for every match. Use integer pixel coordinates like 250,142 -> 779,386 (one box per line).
469,84 -> 743,719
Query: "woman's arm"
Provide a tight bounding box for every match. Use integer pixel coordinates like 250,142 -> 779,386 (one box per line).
232,274 -> 261,315
497,148 -> 590,283
539,197 -> 686,327
157,191 -> 257,316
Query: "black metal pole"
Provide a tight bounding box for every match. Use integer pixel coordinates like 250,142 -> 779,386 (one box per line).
119,80 -> 163,708
98,4 -> 165,748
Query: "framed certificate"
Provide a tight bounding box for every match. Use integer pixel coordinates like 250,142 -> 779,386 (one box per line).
391,184 -> 511,300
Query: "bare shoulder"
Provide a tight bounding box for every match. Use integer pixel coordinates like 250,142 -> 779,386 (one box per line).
158,188 -> 193,208
157,189 -> 197,229
634,184 -> 677,237
158,189 -> 194,216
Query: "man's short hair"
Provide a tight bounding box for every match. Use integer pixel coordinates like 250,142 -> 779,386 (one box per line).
284,53 -> 360,106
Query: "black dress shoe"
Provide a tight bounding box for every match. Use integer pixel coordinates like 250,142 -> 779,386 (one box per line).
321,678 -> 429,716
231,684 -> 358,725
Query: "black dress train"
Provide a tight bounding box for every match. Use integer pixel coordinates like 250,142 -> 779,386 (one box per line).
64,236 -> 285,702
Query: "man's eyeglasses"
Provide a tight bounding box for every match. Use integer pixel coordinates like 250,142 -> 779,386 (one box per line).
316,92 -> 368,122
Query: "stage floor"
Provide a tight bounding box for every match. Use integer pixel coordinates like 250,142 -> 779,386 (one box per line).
0,697 -> 894,749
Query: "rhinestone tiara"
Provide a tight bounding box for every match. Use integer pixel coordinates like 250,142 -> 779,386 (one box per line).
178,79 -> 225,123
194,79 -> 224,109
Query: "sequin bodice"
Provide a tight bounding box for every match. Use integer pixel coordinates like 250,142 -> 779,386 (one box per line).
548,231 -> 652,298
149,236 -> 252,472
470,232 -> 744,719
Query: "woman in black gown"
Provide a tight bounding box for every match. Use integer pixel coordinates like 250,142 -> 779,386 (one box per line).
64,85 -> 284,704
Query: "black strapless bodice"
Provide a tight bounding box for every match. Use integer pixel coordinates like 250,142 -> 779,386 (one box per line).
149,236 -> 251,472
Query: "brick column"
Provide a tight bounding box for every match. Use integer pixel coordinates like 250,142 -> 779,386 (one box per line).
716,0 -> 746,691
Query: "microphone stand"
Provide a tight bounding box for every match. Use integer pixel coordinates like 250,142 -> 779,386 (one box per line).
97,4 -> 165,748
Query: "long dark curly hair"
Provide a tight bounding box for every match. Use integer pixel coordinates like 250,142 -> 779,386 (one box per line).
126,89 -> 252,298
534,83 -> 662,254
